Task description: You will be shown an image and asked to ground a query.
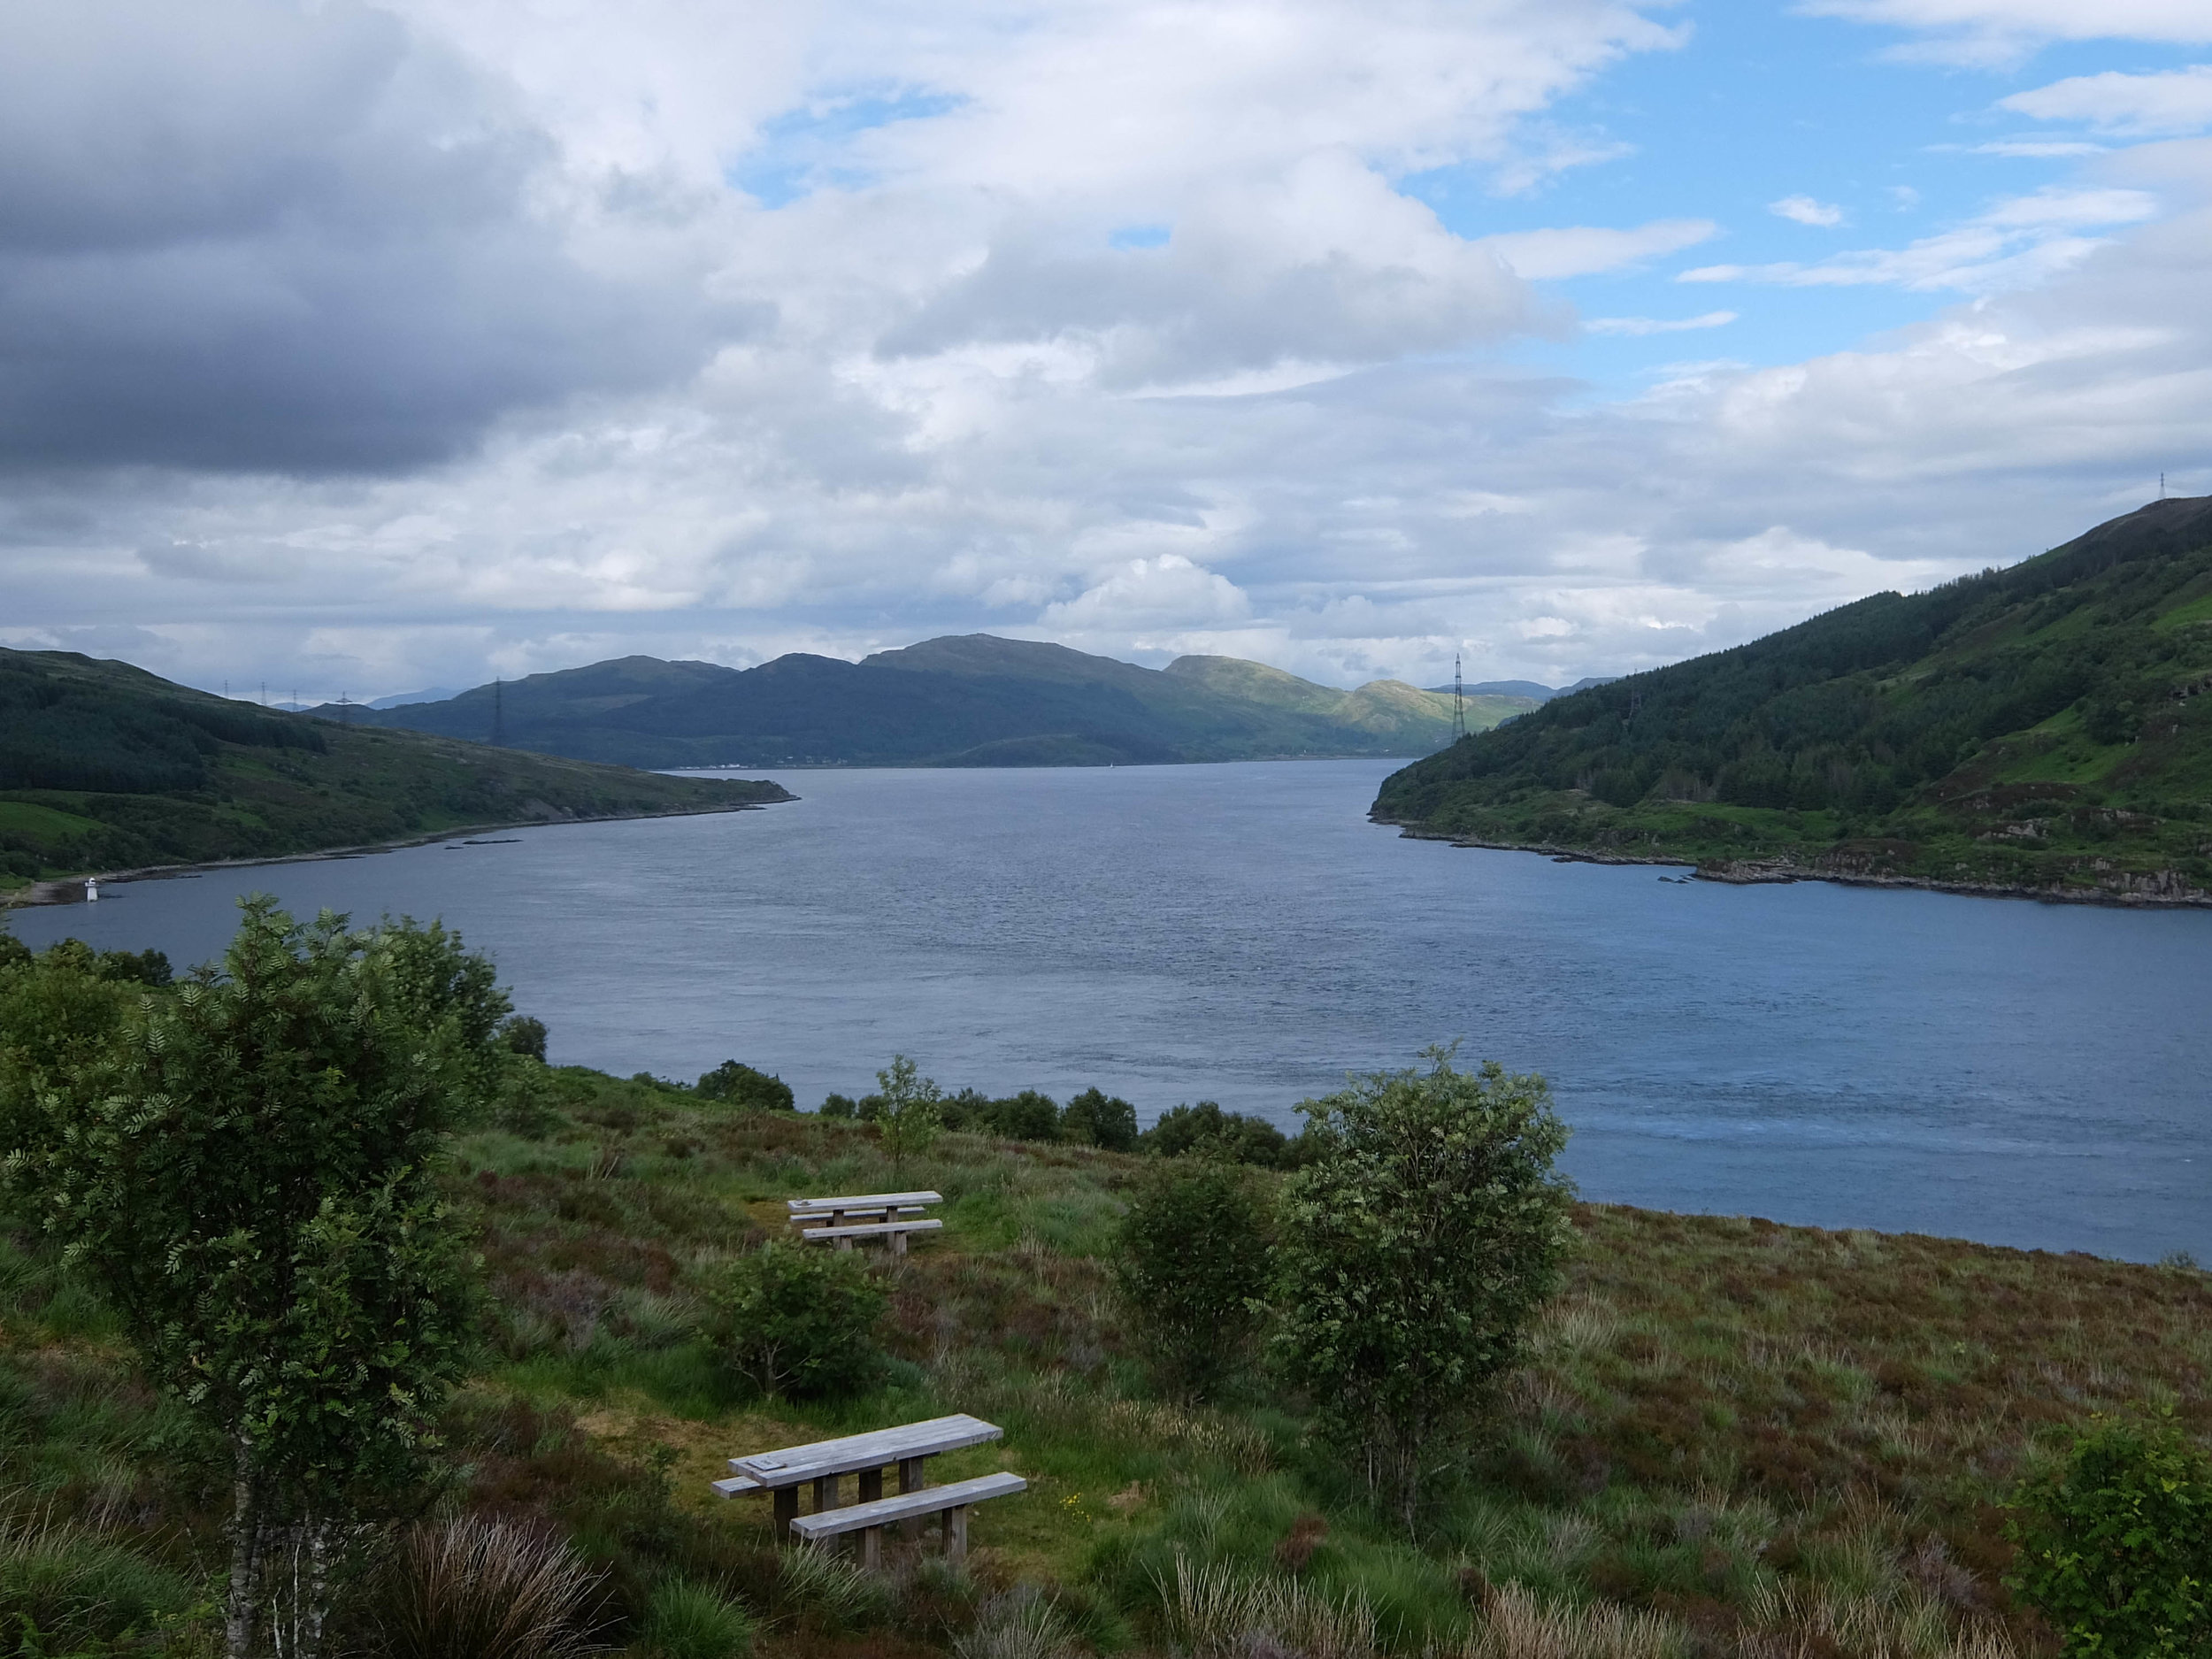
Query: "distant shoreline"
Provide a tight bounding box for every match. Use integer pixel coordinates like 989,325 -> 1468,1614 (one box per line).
1,795 -> 795,911
1380,821 -> 2212,910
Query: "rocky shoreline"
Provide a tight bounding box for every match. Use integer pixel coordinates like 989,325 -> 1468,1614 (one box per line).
1,795 -> 795,911
1379,820 -> 2212,910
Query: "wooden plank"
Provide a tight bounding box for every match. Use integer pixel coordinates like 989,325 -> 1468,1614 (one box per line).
795,1219 -> 942,1243
787,1472 -> 1025,1541
726,1413 -> 1002,1486
787,1191 -> 941,1215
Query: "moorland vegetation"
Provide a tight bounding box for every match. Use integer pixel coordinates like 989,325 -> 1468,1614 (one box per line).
0,909 -> 2207,1659
1375,497 -> 2212,902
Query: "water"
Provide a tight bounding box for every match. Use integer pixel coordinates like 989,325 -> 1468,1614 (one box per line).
12,760 -> 2209,1262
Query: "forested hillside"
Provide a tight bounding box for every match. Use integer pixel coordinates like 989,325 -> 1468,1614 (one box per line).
332,634 -> 1526,766
0,649 -> 790,888
1373,497 -> 2212,902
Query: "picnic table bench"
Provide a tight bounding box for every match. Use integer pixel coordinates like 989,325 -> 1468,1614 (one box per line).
712,1413 -> 1022,1565
788,1190 -> 943,1255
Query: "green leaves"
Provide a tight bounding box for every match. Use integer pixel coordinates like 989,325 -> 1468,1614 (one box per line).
2007,1413 -> 2212,1659
699,1240 -> 887,1401
1268,1048 -> 1575,1526
1112,1159 -> 1272,1402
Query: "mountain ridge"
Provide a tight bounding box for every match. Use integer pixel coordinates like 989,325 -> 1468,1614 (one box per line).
1372,497 -> 2212,905
328,636 -> 1540,767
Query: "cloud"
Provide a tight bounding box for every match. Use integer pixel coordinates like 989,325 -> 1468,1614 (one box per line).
1477,219 -> 1717,279
1681,187 -> 2159,292
1586,311 -> 1740,335
1798,0 -> 2212,65
2001,66 -> 2212,137
1039,555 -> 1251,631
0,0 -> 734,473
1770,195 -> 1846,226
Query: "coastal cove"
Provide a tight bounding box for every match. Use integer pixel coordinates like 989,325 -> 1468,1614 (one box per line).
11,758 -> 2208,1263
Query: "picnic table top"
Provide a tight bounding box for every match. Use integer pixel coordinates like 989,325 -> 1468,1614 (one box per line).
722,1413 -> 1002,1490
787,1190 -> 942,1215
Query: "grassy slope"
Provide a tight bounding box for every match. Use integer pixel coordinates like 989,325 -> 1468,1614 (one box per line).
9,1066 -> 2202,1655
0,649 -> 791,891
1373,499 -> 2212,901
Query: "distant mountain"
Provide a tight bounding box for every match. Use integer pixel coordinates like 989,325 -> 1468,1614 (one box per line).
1425,676 -> 1621,700
328,636 -> 1540,767
1375,498 -> 2212,904
0,649 -> 788,889
368,686 -> 463,710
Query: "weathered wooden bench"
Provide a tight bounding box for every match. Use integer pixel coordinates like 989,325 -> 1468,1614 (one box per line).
788,1190 -> 943,1255
712,1412 -> 1004,1543
789,1471 -> 1025,1566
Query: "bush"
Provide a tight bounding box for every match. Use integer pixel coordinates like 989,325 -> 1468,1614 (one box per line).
695,1060 -> 795,1112
984,1089 -> 1060,1141
1113,1160 -> 1272,1402
1142,1102 -> 1290,1167
700,1242 -> 887,1400
819,1093 -> 858,1118
1271,1048 -> 1575,1524
641,1576 -> 753,1659
1062,1087 -> 1138,1152
2008,1412 -> 2212,1659
499,1015 -> 549,1062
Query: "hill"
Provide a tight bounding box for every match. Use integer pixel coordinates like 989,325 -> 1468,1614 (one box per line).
329,636 -> 1537,767
1373,496 -> 2212,904
0,648 -> 791,891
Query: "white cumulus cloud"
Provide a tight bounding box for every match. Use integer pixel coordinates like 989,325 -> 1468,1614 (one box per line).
1770,195 -> 1846,226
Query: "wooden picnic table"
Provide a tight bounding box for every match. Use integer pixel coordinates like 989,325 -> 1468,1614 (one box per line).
711,1412 -> 1004,1532
788,1190 -> 944,1255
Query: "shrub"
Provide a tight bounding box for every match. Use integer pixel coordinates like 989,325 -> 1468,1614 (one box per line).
1270,1048 -> 1575,1525
985,1090 -> 1061,1142
819,1093 -> 858,1118
499,1015 -> 549,1062
1062,1087 -> 1139,1152
375,1517 -> 608,1659
700,1242 -> 887,1400
641,1576 -> 753,1659
694,1061 -> 795,1112
1141,1102 -> 1289,1167
1113,1159 -> 1272,1402
2007,1412 -> 2212,1659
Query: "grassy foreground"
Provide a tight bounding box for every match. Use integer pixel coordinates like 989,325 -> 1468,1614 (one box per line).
3,1066 -> 2206,1656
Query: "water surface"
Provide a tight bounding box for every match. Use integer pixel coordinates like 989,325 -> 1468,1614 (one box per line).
13,760 -> 2208,1261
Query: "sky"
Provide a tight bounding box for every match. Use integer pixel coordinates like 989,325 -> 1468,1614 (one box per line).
3,0 -> 2210,700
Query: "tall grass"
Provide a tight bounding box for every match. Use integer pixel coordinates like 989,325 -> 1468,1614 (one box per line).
373,1517 -> 608,1659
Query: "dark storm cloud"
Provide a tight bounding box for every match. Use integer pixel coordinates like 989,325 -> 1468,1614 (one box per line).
0,0 -> 732,473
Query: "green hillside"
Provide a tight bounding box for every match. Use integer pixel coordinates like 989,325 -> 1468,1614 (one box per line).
333,636 -> 1536,767
0,649 -> 791,892
1373,496 -> 2212,903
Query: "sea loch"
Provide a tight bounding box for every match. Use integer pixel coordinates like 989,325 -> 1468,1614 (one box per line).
12,758 -> 2209,1263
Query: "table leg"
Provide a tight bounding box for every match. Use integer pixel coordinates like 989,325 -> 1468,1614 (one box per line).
897,1456 -> 926,1539
814,1474 -> 840,1511
861,1525 -> 881,1571
893,1229 -> 908,1256
774,1487 -> 798,1534
945,1504 -> 969,1563
858,1469 -> 883,1503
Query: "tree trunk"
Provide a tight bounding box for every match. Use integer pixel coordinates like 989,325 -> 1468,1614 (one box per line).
226,1437 -> 264,1659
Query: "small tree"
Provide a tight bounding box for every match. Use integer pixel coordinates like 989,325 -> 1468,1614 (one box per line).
695,1059 -> 796,1111
872,1055 -> 942,1179
701,1242 -> 887,1400
2008,1413 -> 2212,1659
1269,1048 -> 1574,1527
1112,1159 -> 1271,1402
4,898 -> 502,1659
1063,1087 -> 1139,1152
